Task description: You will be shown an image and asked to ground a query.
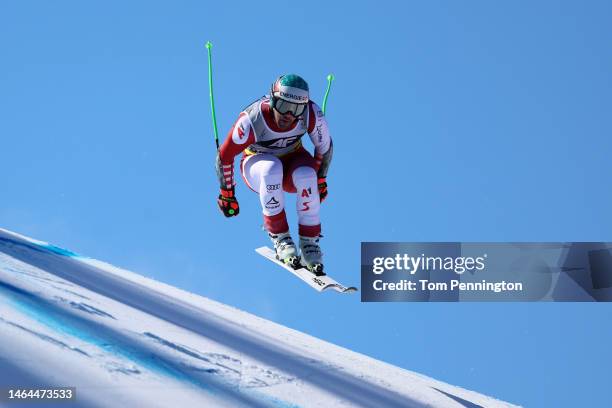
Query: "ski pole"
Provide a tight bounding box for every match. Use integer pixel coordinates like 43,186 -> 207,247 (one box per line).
205,41 -> 220,150
321,73 -> 334,115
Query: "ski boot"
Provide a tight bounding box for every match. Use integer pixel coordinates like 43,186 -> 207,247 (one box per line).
299,235 -> 325,276
269,231 -> 301,269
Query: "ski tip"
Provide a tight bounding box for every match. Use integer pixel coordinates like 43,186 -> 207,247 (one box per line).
325,285 -> 358,294
205,41 -> 212,49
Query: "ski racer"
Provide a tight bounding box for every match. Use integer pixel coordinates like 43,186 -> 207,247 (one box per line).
215,74 -> 333,275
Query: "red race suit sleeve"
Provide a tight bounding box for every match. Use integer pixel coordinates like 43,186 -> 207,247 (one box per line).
215,112 -> 255,189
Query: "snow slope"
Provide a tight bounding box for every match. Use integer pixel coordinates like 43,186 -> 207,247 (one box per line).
0,228 -> 519,408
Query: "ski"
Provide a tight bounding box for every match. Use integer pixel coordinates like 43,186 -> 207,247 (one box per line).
255,247 -> 358,293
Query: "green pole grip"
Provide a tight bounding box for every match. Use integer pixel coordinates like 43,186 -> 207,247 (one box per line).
205,41 -> 220,149
322,73 -> 335,115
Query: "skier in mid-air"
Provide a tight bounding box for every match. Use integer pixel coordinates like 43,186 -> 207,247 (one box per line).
215,74 -> 333,274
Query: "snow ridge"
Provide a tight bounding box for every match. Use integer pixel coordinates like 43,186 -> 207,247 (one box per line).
0,228 -> 520,408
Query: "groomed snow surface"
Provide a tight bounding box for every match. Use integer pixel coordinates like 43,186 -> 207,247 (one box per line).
0,228 -> 519,407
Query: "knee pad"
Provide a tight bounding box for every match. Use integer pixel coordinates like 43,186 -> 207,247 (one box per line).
259,158 -> 283,180
292,166 -> 317,188
251,156 -> 283,192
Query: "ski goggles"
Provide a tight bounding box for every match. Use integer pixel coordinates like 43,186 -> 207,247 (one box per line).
272,97 -> 307,117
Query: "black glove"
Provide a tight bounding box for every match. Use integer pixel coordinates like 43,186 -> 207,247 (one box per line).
217,187 -> 239,217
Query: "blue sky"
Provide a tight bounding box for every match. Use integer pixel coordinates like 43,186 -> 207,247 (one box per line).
2,1 -> 611,406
